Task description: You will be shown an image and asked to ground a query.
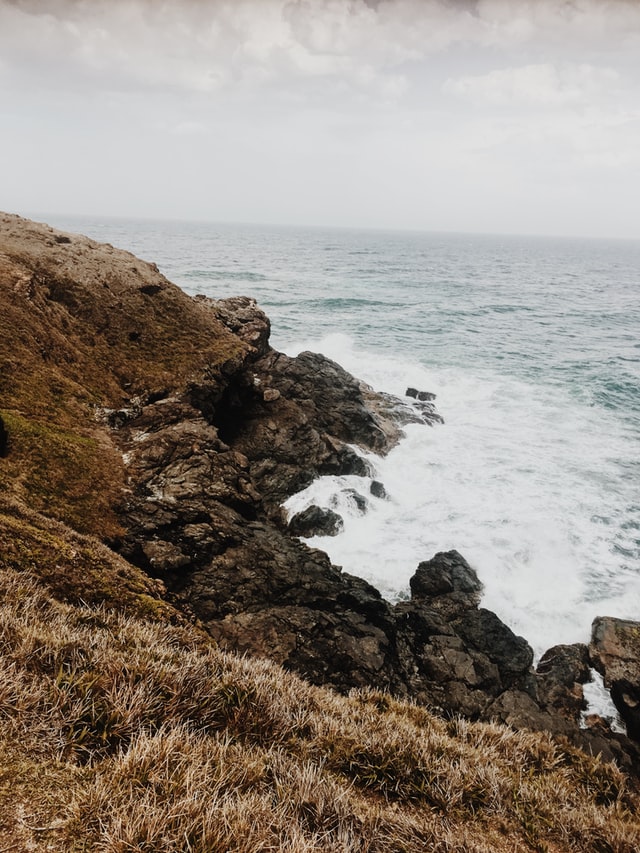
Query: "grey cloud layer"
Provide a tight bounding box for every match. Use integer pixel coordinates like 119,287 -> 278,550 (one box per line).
2,0 -> 639,96
2,0 -> 639,236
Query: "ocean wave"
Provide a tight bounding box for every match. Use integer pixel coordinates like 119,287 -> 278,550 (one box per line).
183,269 -> 270,282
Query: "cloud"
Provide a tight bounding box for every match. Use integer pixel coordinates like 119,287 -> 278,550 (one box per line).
444,63 -> 620,107
2,0 -> 640,236
0,0 -> 640,113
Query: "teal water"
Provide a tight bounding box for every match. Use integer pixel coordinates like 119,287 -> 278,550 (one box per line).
40,214 -> 640,654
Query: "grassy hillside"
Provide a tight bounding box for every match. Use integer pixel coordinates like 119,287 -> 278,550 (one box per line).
1,508 -> 639,853
0,212 -> 246,537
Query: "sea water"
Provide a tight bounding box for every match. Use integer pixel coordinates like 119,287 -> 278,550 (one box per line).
39,215 -> 640,665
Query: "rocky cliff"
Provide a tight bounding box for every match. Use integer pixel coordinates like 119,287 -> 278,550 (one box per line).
1,212 -> 638,774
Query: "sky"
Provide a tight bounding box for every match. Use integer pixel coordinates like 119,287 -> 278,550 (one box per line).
1,0 -> 640,238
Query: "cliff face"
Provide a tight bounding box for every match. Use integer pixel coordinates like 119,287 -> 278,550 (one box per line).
1,212 -> 638,773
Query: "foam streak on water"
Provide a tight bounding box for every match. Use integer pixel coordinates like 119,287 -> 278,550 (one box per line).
282,333 -> 639,655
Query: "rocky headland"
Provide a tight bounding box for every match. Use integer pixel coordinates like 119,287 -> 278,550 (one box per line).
1,210 -> 639,783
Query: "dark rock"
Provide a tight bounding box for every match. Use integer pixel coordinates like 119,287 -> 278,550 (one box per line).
370,480 -> 387,499
288,505 -> 344,538
340,488 -> 368,515
410,550 -> 483,615
453,608 -> 534,688
535,643 -> 590,722
590,617 -> 640,742
387,554 -> 539,723
213,296 -> 271,359
486,689 -> 569,733
139,283 -> 163,296
611,680 -> 640,742
576,717 -> 640,775
406,387 -> 436,402
332,445 -> 372,478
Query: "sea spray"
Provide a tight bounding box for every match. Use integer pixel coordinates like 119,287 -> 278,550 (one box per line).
282,333 -> 640,660
40,215 -> 640,666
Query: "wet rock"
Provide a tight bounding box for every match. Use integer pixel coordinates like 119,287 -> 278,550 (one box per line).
590,617 -> 640,742
410,550 -> 483,616
388,552 -> 539,722
288,505 -> 344,537
454,608 -> 534,688
202,347 -> 390,513
370,480 -> 387,499
340,488 -> 368,515
406,387 -> 436,401
535,643 -> 590,722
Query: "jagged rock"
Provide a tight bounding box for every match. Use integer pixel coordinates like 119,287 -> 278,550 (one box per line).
288,505 -> 344,537
406,387 -> 436,401
410,550 -> 483,616
370,480 -> 387,499
535,643 -> 590,722
340,488 -> 368,514
590,617 -> 640,741
212,295 -> 271,358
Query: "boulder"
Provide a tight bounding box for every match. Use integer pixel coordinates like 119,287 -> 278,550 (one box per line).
410,550 -> 483,615
406,387 -> 436,402
288,505 -> 344,537
590,617 -> 640,741
370,480 -> 388,499
535,643 -> 590,722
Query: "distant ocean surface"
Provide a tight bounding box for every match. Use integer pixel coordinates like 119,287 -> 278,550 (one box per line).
41,214 -> 640,660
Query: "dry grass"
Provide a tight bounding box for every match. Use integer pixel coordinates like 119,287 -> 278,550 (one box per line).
0,563 -> 638,853
0,215 -> 248,537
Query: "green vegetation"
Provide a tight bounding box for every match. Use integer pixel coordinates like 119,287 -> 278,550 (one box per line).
0,227 -> 246,537
0,412 -> 124,537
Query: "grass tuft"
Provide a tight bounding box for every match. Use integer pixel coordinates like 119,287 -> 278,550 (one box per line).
0,567 -> 637,852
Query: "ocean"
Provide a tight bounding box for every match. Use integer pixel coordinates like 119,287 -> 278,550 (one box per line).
40,214 -> 640,663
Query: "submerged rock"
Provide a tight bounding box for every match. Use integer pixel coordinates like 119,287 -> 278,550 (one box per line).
340,488 -> 369,515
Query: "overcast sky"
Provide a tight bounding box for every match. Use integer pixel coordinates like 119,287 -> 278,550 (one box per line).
1,0 -> 639,238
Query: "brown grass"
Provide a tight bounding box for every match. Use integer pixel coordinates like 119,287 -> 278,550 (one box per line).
0,214 -> 248,537
0,562 -> 638,853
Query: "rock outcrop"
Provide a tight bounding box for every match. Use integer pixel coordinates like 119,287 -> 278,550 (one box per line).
1,212 -> 638,773
288,505 -> 344,537
590,617 -> 640,742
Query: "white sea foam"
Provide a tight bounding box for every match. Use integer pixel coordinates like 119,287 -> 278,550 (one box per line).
582,670 -> 626,733
282,333 -> 640,656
